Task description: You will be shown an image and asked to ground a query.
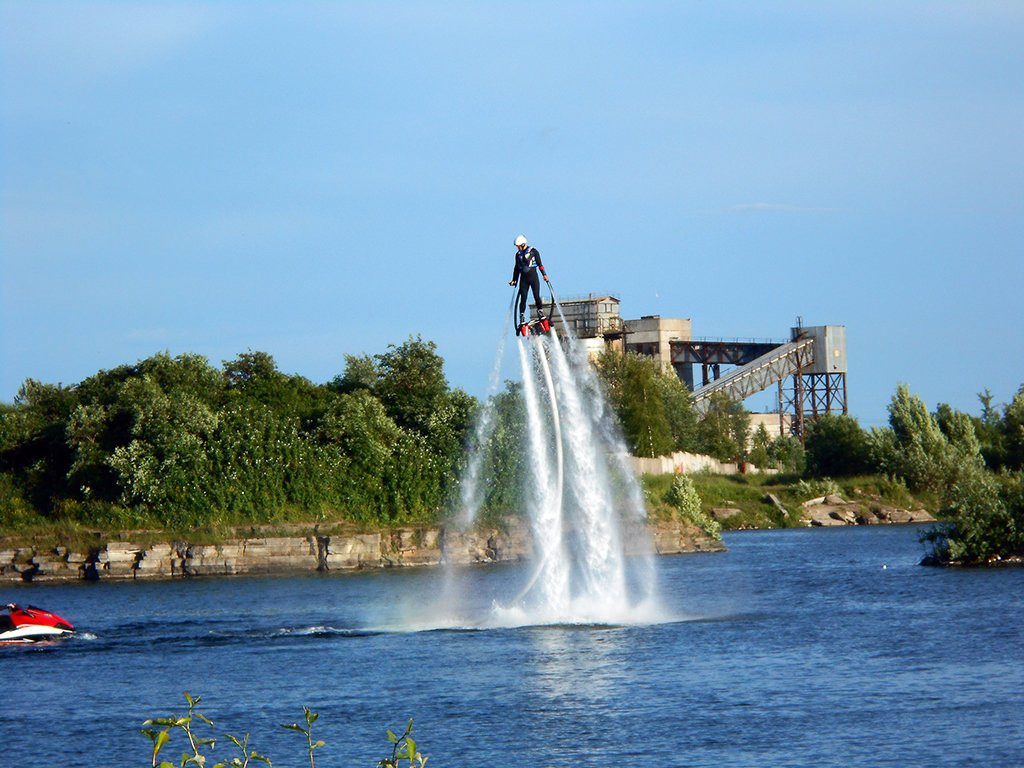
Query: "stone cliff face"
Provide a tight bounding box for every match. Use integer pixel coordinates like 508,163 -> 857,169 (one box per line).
0,518 -> 721,583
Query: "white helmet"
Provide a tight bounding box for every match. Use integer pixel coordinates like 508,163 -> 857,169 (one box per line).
514,235 -> 528,248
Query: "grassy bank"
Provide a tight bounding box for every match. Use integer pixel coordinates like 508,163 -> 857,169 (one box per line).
1,473 -> 940,552
643,472 -> 940,530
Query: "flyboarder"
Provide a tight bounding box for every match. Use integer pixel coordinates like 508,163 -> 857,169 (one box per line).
509,234 -> 550,333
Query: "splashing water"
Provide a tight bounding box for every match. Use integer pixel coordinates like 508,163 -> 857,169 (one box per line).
455,313 -> 511,529
450,306 -> 661,628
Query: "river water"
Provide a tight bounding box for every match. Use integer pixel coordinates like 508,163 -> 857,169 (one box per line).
2,524 -> 1022,767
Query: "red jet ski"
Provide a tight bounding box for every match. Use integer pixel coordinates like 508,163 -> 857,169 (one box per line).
0,603 -> 75,644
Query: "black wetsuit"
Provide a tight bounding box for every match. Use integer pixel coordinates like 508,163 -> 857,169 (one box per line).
511,247 -> 546,320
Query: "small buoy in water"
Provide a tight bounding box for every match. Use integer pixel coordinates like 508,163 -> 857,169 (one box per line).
881,564 -> 887,570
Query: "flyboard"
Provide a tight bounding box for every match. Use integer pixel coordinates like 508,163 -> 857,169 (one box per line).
513,279 -> 556,337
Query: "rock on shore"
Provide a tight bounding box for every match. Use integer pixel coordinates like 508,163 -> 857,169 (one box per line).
0,518 -> 721,583
801,494 -> 935,527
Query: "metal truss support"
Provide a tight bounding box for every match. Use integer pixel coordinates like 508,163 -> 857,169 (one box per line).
779,372 -> 848,440
692,337 -> 815,415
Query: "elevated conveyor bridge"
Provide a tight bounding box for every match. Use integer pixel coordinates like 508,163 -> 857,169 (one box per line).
681,337 -> 816,415
667,325 -> 847,436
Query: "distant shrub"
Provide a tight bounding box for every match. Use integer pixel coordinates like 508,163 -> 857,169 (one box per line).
796,477 -> 841,500
665,474 -> 721,539
804,414 -> 873,477
923,469 -> 1024,564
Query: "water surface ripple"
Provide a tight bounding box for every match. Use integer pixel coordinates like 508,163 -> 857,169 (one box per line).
2,525 -> 1022,767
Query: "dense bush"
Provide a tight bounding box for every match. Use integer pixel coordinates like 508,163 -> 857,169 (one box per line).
593,351 -> 698,458
695,392 -> 749,463
923,469 -> 1024,564
0,339 -> 477,532
748,424 -> 805,474
803,414 -> 872,477
869,383 -> 1024,564
870,384 -> 985,494
664,474 -> 721,539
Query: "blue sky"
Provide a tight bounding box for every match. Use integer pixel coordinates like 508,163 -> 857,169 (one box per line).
2,2 -> 1022,428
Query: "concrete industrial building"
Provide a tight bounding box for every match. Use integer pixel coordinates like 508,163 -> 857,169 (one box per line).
535,295 -> 846,438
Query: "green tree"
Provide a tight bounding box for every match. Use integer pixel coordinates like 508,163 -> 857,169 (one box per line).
106,375 -> 219,523
317,389 -> 401,520
664,474 -> 720,539
1002,385 -> 1024,471
0,379 -> 80,513
875,384 -> 965,491
477,382 -> 527,520
375,337 -> 449,436
594,351 -> 678,458
329,353 -> 379,395
803,414 -> 872,477
652,365 -> 698,452
747,424 -> 773,469
770,434 -> 806,475
972,388 -> 1007,468
223,350 -> 330,427
696,392 -> 749,463
223,349 -> 278,390
926,469 -> 1024,563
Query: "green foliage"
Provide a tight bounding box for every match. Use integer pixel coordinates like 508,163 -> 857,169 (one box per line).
663,474 -> 720,539
281,706 -> 324,768
803,414 -> 873,477
379,720 -> 428,768
375,336 -> 449,436
0,380 -> 80,512
795,477 -> 841,500
142,691 -> 270,768
923,469 -> 1024,563
1003,385 -> 1024,471
646,472 -> 796,530
665,474 -> 701,518
770,435 -> 806,475
696,392 -> 749,463
107,375 -> 220,519
973,388 -> 1007,468
873,384 -> 984,493
593,351 -> 697,458
330,353 -> 380,395
594,351 -> 671,457
223,351 -> 330,426
871,382 -> 1024,564
0,341 -> 477,534
747,425 -> 805,474
651,366 -> 698,452
143,693 -> 429,768
876,474 -> 915,509
747,424 -> 773,470
473,382 -> 527,523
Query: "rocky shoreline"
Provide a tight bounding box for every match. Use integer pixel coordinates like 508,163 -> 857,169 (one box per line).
799,493 -> 936,527
0,518 -> 723,584
710,492 -> 936,529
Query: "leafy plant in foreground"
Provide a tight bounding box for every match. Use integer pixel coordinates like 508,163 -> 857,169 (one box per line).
143,692 -> 430,767
281,706 -> 325,768
142,691 -> 270,768
379,719 -> 428,768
